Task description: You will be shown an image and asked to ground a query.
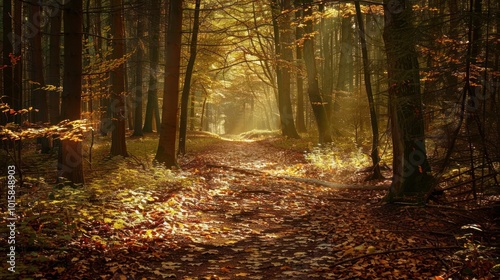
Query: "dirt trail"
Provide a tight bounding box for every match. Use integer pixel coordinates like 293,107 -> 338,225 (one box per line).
142,139 -> 458,279
42,138 -> 473,280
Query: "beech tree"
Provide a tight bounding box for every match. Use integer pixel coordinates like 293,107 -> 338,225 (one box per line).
143,0 -> 162,133
58,0 -> 84,184
354,1 -> 382,180
301,0 -> 332,143
2,0 -> 13,125
383,0 -> 432,201
179,0 -> 202,155
109,0 -> 128,157
155,0 -> 183,167
48,5 -> 62,124
132,0 -> 145,137
271,0 -> 300,139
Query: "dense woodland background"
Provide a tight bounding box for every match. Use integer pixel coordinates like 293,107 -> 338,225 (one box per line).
0,0 -> 500,279
2,0 -> 497,202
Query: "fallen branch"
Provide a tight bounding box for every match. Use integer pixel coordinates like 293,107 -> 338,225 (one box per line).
330,246 -> 461,268
205,163 -> 389,191
278,175 -> 389,190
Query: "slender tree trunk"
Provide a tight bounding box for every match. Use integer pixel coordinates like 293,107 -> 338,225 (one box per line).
320,3 -> 334,119
132,2 -> 144,136
294,1 -> 307,133
143,0 -> 161,133
355,1 -> 383,180
29,1 -> 50,153
190,90 -> 196,131
179,0 -> 201,155
48,7 -> 62,124
109,0 -> 128,156
2,0 -> 13,125
155,0 -> 183,167
29,1 -> 48,124
59,0 -> 84,184
383,0 -> 432,201
337,15 -> 353,92
271,0 -> 300,139
12,0 -> 22,125
302,0 -> 332,143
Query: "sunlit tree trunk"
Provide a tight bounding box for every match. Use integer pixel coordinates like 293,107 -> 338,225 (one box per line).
271,0 -> 300,139
179,0 -> 201,155
355,1 -> 383,180
294,0 -> 306,133
337,14 -> 353,93
319,3 -> 334,120
109,0 -> 128,156
383,0 -> 432,201
302,0 -> 332,143
59,0 -> 84,184
143,0 -> 161,134
155,0 -> 183,167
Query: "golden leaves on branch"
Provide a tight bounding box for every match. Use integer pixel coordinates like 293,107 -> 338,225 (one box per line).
0,119 -> 92,142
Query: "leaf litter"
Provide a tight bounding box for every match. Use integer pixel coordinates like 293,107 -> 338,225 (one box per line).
2,138 -> 498,279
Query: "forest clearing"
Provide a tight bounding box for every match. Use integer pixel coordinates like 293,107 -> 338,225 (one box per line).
1,0 -> 500,279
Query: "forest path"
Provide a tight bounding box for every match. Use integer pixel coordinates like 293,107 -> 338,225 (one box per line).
39,138 -> 465,280
136,138 -> 456,279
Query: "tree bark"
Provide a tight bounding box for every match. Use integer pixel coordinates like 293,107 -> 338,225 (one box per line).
132,2 -> 144,137
48,6 -> 62,124
109,0 -> 128,157
29,0 -> 48,125
59,0 -> 84,184
294,0 -> 307,133
12,0 -> 22,124
155,0 -> 183,167
302,0 -> 332,143
271,0 -> 300,139
179,0 -> 201,155
383,0 -> 432,201
354,1 -> 383,180
143,0 -> 161,134
2,0 -> 13,125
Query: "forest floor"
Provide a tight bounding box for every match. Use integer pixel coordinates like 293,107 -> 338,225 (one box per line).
1,133 -> 499,279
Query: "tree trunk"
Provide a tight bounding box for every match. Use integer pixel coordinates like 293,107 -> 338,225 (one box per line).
59,0 -> 84,184
12,0 -> 22,125
155,0 -> 183,167
337,15 -> 353,92
383,0 -> 432,201
48,6 -> 62,124
143,0 -> 161,134
302,0 -> 332,143
179,0 -> 201,155
271,0 -> 300,139
2,0 -> 13,125
132,3 -> 144,137
320,3 -> 334,120
294,1 -> 307,133
354,1 -> 383,180
109,0 -> 128,157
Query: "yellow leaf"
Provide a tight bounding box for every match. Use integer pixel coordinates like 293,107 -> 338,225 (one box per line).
113,219 -> 125,229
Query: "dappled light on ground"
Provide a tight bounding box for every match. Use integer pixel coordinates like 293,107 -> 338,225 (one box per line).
2,136 -> 497,279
